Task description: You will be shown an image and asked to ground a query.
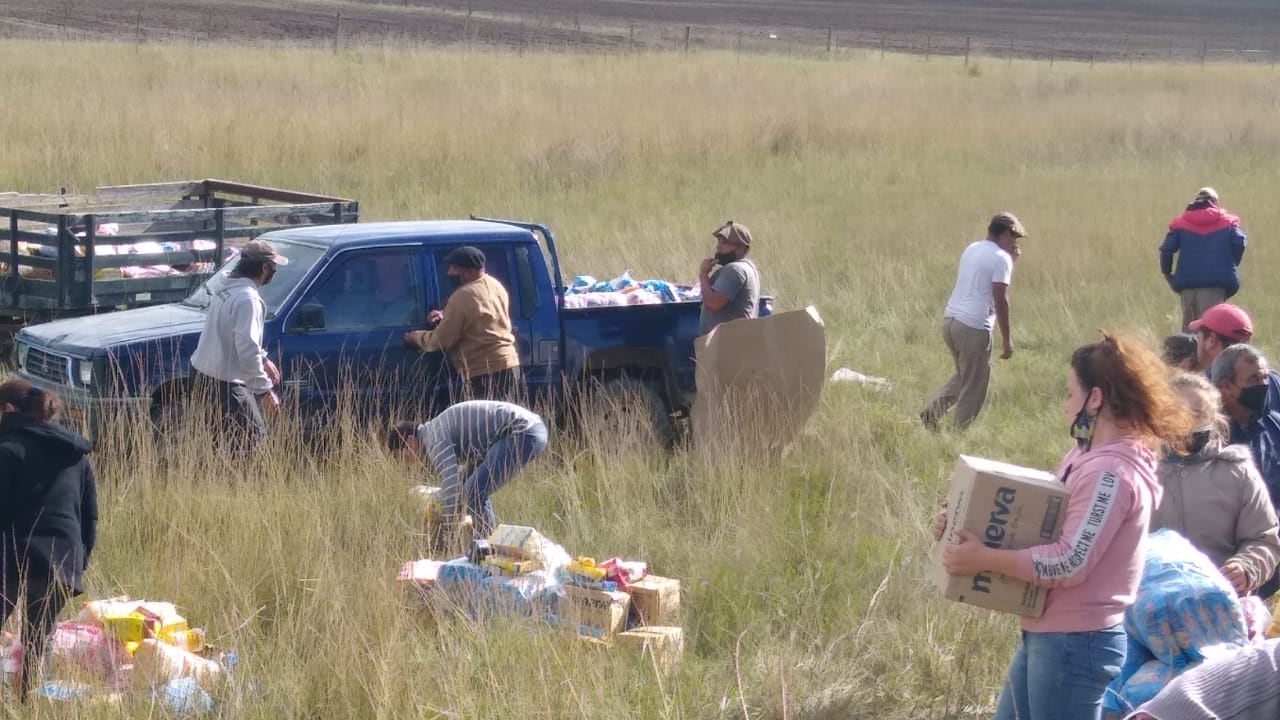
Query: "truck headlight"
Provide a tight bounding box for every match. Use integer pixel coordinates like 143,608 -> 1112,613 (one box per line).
78,359 -> 94,387
16,342 -> 29,370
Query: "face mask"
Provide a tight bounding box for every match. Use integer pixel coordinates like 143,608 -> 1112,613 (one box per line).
1070,394 -> 1096,450
1239,383 -> 1268,420
714,252 -> 739,266
1186,427 -> 1213,456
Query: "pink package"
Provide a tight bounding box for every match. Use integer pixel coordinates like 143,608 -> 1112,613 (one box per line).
50,621 -> 130,687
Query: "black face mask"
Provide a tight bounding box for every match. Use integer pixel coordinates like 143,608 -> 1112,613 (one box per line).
714,251 -> 739,266
1069,394 -> 1095,450
1239,383 -> 1268,420
1186,428 -> 1213,456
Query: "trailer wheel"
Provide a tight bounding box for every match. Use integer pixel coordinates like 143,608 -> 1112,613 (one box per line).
576,375 -> 677,450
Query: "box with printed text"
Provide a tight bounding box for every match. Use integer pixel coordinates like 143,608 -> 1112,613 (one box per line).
932,455 -> 1068,617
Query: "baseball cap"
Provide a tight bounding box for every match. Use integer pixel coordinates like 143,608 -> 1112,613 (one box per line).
1193,187 -> 1219,204
443,246 -> 486,270
989,212 -> 1027,239
239,239 -> 289,265
1189,303 -> 1253,343
712,221 -> 752,248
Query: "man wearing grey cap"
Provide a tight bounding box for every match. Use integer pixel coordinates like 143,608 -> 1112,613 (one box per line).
698,220 -> 761,336
920,212 -> 1025,431
190,239 -> 288,452
1160,187 -> 1248,332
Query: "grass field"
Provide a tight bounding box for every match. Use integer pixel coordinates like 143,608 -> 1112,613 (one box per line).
4,39 -> 1280,718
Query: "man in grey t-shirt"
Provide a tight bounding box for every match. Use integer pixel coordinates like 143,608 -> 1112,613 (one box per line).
698,220 -> 761,336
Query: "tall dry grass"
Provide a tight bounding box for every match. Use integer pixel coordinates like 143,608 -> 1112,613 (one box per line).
3,39 -> 1280,717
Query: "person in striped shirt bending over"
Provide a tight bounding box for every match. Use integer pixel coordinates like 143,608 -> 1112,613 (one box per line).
387,401 -> 549,538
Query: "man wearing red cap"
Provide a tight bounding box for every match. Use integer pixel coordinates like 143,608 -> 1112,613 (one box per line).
1159,187 -> 1248,332
1189,302 -> 1254,373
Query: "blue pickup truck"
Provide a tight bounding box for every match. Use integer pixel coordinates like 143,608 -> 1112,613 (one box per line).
10,219 -> 772,444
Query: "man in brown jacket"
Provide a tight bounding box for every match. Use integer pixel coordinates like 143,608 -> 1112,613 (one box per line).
404,247 -> 522,402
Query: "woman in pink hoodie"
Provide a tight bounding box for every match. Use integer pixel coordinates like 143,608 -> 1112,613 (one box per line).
937,335 -> 1194,720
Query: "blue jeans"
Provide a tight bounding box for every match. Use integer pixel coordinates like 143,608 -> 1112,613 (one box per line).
464,423 -> 549,536
993,626 -> 1126,720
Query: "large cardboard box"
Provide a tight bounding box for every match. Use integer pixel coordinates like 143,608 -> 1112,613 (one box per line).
627,575 -> 681,627
559,585 -> 631,638
932,455 -> 1069,617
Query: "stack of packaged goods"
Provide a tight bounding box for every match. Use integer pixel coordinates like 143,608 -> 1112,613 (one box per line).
2,596 -> 235,713
397,517 -> 686,671
561,272 -> 702,309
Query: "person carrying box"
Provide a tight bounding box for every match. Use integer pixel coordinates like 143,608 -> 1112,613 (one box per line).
933,334 -> 1194,720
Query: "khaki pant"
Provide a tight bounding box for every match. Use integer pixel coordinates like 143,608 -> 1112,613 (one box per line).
1180,288 -> 1227,333
921,318 -> 992,430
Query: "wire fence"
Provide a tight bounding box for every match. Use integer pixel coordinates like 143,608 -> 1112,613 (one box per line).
1,8 -> 1278,67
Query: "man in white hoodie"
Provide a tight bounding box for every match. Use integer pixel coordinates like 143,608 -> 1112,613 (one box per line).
190,240 -> 286,452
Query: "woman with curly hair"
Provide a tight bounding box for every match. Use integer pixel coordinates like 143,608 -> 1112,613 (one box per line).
934,334 -> 1195,720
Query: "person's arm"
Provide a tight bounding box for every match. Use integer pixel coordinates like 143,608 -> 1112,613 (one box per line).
700,262 -> 746,313
411,291 -> 472,353
424,425 -> 464,523
0,445 -> 19,530
81,460 -> 99,568
992,283 -> 1012,358
1232,227 -> 1247,266
1226,462 -> 1280,593
229,294 -> 272,394
945,467 -> 1137,588
1159,231 -> 1179,286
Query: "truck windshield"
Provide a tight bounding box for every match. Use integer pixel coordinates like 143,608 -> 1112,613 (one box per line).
181,240 -> 325,316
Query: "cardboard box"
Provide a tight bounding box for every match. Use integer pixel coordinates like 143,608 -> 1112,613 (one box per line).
617,626 -> 685,672
559,585 -> 631,638
487,525 -> 546,560
932,455 -> 1068,617
628,575 -> 681,626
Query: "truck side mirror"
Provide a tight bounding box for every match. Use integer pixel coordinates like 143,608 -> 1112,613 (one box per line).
295,303 -> 327,332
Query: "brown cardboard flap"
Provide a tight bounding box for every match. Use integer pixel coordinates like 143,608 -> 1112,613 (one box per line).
692,306 -> 827,456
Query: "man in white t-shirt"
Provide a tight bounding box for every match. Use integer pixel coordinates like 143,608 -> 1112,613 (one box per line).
920,212 -> 1025,430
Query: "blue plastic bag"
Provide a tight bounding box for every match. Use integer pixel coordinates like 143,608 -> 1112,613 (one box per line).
1101,529 -> 1248,717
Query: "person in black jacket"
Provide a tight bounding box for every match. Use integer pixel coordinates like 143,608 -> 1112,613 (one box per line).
0,378 -> 98,702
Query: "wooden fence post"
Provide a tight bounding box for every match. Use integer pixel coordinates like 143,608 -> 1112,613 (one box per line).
135,9 -> 142,45
334,12 -> 342,54
1201,40 -> 1208,65
684,25 -> 690,55
880,33 -> 885,61
826,26 -> 833,58
964,36 -> 970,66
1007,37 -> 1013,68
926,34 -> 932,61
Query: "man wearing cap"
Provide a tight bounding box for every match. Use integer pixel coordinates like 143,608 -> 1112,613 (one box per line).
404,246 -> 521,402
1210,342 -> 1280,599
920,212 -> 1024,431
1189,302 -> 1254,374
189,240 -> 287,452
1160,187 -> 1248,332
698,221 -> 761,336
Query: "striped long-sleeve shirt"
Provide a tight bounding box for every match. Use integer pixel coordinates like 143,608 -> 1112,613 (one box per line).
414,401 -> 544,520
